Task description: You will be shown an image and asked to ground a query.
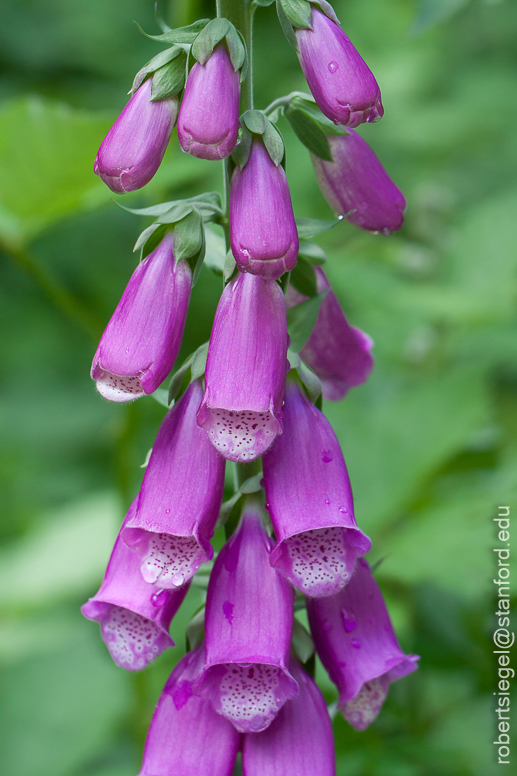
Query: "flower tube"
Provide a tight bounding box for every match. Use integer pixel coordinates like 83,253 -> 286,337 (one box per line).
311,130 -> 406,234
296,7 -> 383,127
262,380 -> 371,598
91,233 -> 191,402
123,381 -> 226,588
197,271 -> 288,462
82,499 -> 189,670
194,504 -> 298,733
242,657 -> 335,776
286,267 -> 373,400
307,557 -> 419,730
230,139 -> 298,280
177,44 -> 240,160
94,77 -> 177,193
139,645 -> 240,776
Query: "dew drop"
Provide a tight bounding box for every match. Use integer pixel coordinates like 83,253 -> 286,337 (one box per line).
341,608 -> 356,632
325,498 -> 331,505
265,502 -> 270,511
351,638 -> 361,649
165,508 -> 170,514
328,61 -> 339,74
151,589 -> 168,607
237,662 -> 252,668
321,450 -> 333,463
339,506 -> 347,513
171,571 -> 185,587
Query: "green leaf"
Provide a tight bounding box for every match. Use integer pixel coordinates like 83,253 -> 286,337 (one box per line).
287,289 -> 328,352
285,106 -> 333,160
279,0 -> 313,29
263,119 -> 285,166
298,360 -> 323,403
135,19 -> 209,45
311,0 -> 340,25
156,202 -> 194,225
276,0 -> 298,49
292,617 -> 315,663
191,342 -> 209,381
231,126 -> 252,168
290,254 -> 318,297
253,0 -> 276,6
186,607 -> 205,651
191,18 -> 231,64
412,0 -> 471,34
239,472 -> 264,494
130,45 -> 184,94
0,98 -> 112,247
225,26 -> 247,73
150,53 -> 187,100
298,240 -> 327,265
121,192 -> 223,219
290,95 -> 351,136
168,341 -> 209,404
203,224 -> 227,276
242,109 -> 267,135
295,217 -> 339,238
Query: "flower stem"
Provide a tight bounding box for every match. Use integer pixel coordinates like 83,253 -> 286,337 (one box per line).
217,0 -> 254,112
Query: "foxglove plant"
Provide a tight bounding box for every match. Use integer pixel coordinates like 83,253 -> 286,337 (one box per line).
83,0 -> 417,771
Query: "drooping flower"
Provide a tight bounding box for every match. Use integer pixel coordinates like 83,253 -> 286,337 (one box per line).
177,44 -> 240,160
311,130 -> 406,233
197,271 -> 288,462
123,381 -> 226,588
230,139 -> 298,280
91,233 -> 191,402
81,499 -> 189,671
295,8 -> 383,128
262,380 -> 371,598
242,657 -> 335,776
307,557 -> 419,730
193,504 -> 298,733
94,77 -> 177,193
286,267 -> 373,400
139,644 -> 240,776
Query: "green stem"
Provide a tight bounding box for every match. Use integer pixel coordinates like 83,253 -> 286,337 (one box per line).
233,458 -> 263,491
217,0 -> 254,112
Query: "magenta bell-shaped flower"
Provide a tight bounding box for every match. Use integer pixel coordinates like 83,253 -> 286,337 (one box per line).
262,380 -> 371,598
122,381 -> 226,588
139,644 -> 240,776
177,44 -> 240,160
193,505 -> 298,733
81,499 -> 189,671
197,271 -> 288,462
230,140 -> 298,280
242,657 -> 335,776
91,233 -> 191,403
296,8 -> 383,128
286,267 -> 373,401
312,130 -> 406,233
94,77 -> 177,193
307,557 -> 419,730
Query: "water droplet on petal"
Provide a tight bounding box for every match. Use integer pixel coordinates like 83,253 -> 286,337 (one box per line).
165,508 -> 170,514
341,608 -> 357,632
325,498 -> 331,505
171,571 -> 185,587
351,638 -> 361,649
151,589 -> 168,607
237,662 -> 252,668
328,61 -> 339,74
321,450 -> 333,463
339,506 -> 347,513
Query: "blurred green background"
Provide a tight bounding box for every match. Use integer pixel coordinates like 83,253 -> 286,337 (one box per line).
0,0 -> 516,774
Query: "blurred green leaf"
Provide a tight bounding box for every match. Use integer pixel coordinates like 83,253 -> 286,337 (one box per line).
412,0 -> 471,33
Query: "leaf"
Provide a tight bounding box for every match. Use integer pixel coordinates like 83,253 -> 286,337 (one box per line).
135,19 -> 209,45
290,95 -> 350,136
285,106 -> 333,160
263,119 -> 285,166
239,472 -> 264,494
203,224 -> 227,275
191,17 -> 231,64
191,341 -> 209,381
290,254 -> 318,297
298,240 -> 327,264
150,52 -> 187,100
231,127 -> 252,168
286,289 -> 328,352
297,360 -> 323,403
276,0 -> 298,49
130,45 -> 183,94
242,109 -> 267,135
292,617 -> 315,663
279,0 -> 313,30
225,26 -> 247,73
0,98 -> 112,247
295,216 -> 339,238
253,0 -> 276,6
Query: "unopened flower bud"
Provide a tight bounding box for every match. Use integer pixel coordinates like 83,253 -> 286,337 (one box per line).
296,8 -> 383,128
312,130 -> 406,233
230,140 -> 298,280
177,44 -> 240,160
94,77 -> 177,193
91,233 -> 191,402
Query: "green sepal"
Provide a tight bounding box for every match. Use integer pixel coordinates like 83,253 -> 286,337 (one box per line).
303,651 -> 317,679
150,53 -> 187,100
296,216 -> 339,239
279,270 -> 291,295
149,388 -> 170,408
239,110 -> 285,166
290,94 -> 350,136
287,352 -> 323,404
191,18 -> 247,76
285,105 -> 332,161
278,0 -> 313,30
292,617 -> 315,663
231,125 -> 252,168
287,289 -> 329,352
135,19 -> 209,45
312,0 -> 340,25
131,46 -> 185,94
298,240 -> 327,265
119,192 -> 224,220
276,0 -> 299,49
173,209 -> 206,284
134,223 -> 168,260
223,494 -> 244,540
203,224 -> 227,277
239,472 -> 264,494
168,341 -> 209,405
224,251 -> 237,282
186,606 -> 205,651
290,255 -> 318,297
253,0 -> 276,6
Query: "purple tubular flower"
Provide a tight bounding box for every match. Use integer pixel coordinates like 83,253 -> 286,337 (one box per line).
296,8 -> 383,128
177,44 -> 240,160
230,140 -> 298,280
139,644 -> 240,776
311,131 -> 406,233
193,506 -> 298,733
197,271 -> 288,462
307,557 -> 419,730
91,233 -> 192,402
242,658 -> 335,776
262,380 -> 371,598
94,77 -> 177,193
81,499 -> 189,671
286,267 -> 373,400
122,381 -> 226,588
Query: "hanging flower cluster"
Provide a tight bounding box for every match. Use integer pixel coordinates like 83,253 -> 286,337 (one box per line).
84,1 -> 418,773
